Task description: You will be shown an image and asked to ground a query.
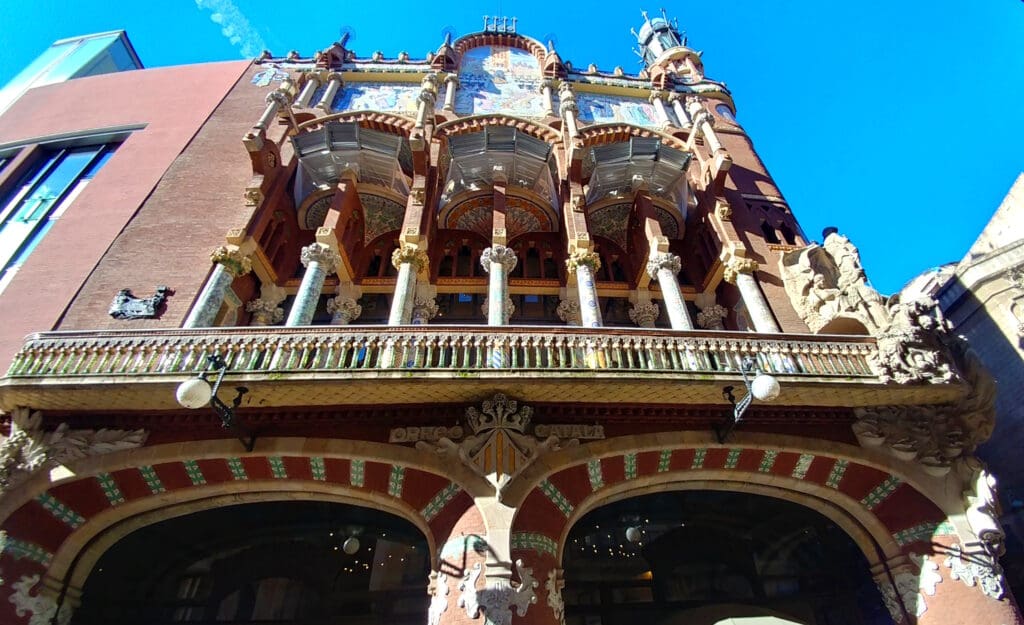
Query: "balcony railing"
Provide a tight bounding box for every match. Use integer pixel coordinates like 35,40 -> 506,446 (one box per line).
6,326 -> 878,380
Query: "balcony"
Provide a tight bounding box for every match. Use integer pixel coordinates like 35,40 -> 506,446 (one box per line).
0,326 -> 963,411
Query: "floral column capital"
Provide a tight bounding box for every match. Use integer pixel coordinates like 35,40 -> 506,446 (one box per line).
211,246 -> 252,277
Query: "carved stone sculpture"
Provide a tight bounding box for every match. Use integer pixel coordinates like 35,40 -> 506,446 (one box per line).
459,560 -> 538,625
944,544 -> 1005,600
960,457 -> 1005,556
428,571 -> 450,625
545,569 -> 566,625
109,286 -> 170,320
871,295 -> 958,384
779,233 -> 887,335
0,408 -> 147,493
9,573 -> 72,625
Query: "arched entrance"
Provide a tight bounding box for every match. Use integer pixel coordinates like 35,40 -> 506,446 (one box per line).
72,500 -> 430,625
561,491 -> 893,625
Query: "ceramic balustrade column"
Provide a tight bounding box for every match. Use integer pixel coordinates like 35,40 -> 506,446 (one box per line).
649,90 -> 671,127
442,74 -> 459,111
294,73 -> 321,108
647,252 -> 694,330
285,243 -> 341,326
539,78 -> 557,117
315,72 -> 343,112
184,246 -> 252,328
723,257 -> 780,333
566,250 -> 603,328
481,246 -> 518,325
388,245 -> 429,325
668,93 -> 692,129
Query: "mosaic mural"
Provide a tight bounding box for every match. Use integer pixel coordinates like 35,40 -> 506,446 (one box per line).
575,93 -> 661,128
360,193 -> 405,243
445,195 -> 552,240
332,82 -> 421,115
455,46 -> 545,117
589,202 -> 680,249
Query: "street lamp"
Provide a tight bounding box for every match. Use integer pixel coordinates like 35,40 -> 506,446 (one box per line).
176,354 -> 256,451
715,357 -> 780,443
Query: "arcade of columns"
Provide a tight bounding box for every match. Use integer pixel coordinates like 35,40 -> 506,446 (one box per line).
184,60 -> 781,336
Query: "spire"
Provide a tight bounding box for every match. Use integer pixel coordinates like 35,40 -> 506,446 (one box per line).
431,28 -> 459,70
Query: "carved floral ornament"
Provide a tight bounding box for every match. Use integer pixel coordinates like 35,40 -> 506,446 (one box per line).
722,256 -> 757,284
0,408 -> 147,495
211,245 -> 252,277
565,250 -> 600,275
390,394 -> 603,497
459,560 -> 538,625
392,244 -> 430,272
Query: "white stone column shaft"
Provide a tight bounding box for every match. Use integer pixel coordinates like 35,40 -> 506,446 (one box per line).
442,75 -> 458,111
567,251 -> 603,328
295,75 -> 321,107
315,73 -> 343,112
724,258 -> 780,333
481,245 -> 518,325
388,245 -> 429,325
647,253 -> 693,330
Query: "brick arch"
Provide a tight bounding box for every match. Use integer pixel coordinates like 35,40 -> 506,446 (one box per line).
295,110 -> 416,135
577,122 -> 690,152
507,443 -> 954,570
0,439 -> 487,623
435,115 -> 562,144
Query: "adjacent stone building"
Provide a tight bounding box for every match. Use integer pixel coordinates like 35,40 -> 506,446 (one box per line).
0,14 -> 1018,625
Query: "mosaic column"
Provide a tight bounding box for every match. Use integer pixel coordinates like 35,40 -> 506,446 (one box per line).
566,250 -> 603,328
294,73 -> 321,108
539,78 -> 557,116
481,246 -> 518,325
646,252 -> 694,330
285,243 -> 341,326
315,72 -> 343,112
723,257 -> 780,333
668,93 -> 692,129
442,73 -> 459,111
388,245 -> 429,325
183,246 -> 252,328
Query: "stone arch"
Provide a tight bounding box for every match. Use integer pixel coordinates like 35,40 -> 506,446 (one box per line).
295,110 -> 416,135
435,115 -> 561,144
452,33 -> 549,69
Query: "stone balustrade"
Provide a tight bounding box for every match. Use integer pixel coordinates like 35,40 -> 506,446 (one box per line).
6,326 -> 876,379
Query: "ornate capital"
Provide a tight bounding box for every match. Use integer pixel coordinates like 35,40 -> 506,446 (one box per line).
300,243 -> 341,274
412,297 -> 440,323
265,89 -> 291,107
211,246 -> 252,277
481,296 -> 515,319
245,298 -> 284,325
565,250 -> 601,275
327,297 -> 362,324
646,252 -> 682,279
723,257 -> 758,284
481,245 -> 518,273
628,302 -> 660,328
696,304 -> 728,330
649,89 -> 668,103
392,244 -> 429,272
539,78 -> 558,92
325,72 -> 344,84
556,299 -> 581,325
444,73 -> 460,87
558,82 -> 577,116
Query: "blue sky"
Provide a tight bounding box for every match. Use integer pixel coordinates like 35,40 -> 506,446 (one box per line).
2,1 -> 1021,294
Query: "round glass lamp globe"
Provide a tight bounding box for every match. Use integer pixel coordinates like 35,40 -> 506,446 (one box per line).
343,537 -> 360,555
176,378 -> 212,409
625,526 -> 642,543
750,374 -> 781,402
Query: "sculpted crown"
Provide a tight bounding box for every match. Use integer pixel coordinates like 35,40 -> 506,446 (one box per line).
465,393 -> 533,434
